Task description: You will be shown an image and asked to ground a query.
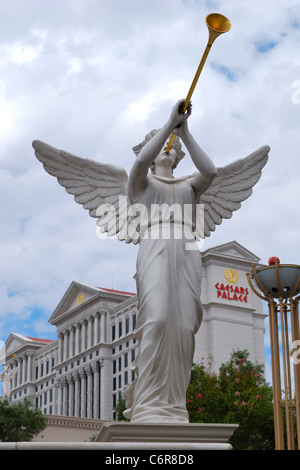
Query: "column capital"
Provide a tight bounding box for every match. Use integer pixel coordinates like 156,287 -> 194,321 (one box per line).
66,375 -> 73,385
85,364 -> 93,376
92,362 -> 100,373
72,371 -> 80,382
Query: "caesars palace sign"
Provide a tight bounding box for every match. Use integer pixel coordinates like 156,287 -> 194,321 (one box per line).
215,269 -> 249,303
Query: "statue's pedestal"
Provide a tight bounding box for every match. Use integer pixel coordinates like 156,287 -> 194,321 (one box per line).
96,422 -> 238,450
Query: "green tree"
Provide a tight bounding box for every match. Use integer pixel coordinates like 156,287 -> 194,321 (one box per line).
0,397 -> 47,442
186,350 -> 275,450
114,393 -> 129,422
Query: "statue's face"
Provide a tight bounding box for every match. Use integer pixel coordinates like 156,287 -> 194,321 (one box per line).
154,141 -> 177,170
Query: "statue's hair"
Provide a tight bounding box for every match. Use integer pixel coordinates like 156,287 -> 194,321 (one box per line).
132,129 -> 185,173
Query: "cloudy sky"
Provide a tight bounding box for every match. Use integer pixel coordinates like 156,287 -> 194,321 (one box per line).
0,0 -> 299,383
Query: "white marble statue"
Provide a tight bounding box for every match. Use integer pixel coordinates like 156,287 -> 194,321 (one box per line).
33,99 -> 269,423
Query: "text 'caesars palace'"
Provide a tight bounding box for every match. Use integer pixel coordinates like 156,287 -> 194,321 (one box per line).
0,241 -> 266,422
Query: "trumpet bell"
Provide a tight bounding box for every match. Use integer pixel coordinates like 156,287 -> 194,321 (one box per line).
206,13 -> 231,45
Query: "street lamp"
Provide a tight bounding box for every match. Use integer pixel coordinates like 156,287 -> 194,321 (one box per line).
247,258 -> 300,450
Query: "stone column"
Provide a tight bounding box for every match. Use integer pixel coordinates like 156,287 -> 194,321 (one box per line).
58,333 -> 63,363
62,379 -> 68,416
27,354 -> 32,382
100,356 -> 113,420
63,331 -> 69,362
94,313 -> 99,345
79,369 -> 86,418
56,381 -> 63,415
69,327 -> 75,359
13,361 -> 18,389
92,363 -> 100,419
73,372 -> 80,418
81,321 -> 87,351
67,375 -> 74,416
86,365 -> 93,418
22,356 -> 27,383
75,324 -> 80,356
87,317 -> 93,349
18,359 -> 22,387
100,312 -> 106,343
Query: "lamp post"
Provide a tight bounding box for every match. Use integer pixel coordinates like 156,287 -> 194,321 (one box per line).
247,258 -> 300,450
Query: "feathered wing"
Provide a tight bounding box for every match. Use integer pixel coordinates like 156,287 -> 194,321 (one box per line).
198,145 -> 270,238
32,140 -> 132,241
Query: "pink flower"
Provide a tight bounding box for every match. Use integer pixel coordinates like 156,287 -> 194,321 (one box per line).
197,407 -> 202,413
242,401 -> 247,406
235,391 -> 240,396
256,395 -> 261,400
197,393 -> 203,398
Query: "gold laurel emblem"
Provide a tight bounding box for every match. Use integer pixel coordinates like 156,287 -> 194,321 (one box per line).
224,268 -> 239,284
77,293 -> 85,305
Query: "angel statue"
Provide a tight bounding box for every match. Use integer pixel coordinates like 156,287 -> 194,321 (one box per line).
33,99 -> 269,424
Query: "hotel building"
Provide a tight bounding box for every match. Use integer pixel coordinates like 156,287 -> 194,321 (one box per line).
0,241 -> 266,421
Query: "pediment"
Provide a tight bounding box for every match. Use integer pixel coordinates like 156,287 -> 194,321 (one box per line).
202,240 -> 260,264
48,281 -> 102,325
0,333 -> 35,362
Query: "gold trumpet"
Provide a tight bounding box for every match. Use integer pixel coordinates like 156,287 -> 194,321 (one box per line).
166,13 -> 231,153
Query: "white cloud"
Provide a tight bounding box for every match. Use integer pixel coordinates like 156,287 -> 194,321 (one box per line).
0,0 -> 299,352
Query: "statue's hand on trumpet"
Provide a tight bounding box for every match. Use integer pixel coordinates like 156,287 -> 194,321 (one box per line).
171,100 -> 193,139
168,98 -> 192,134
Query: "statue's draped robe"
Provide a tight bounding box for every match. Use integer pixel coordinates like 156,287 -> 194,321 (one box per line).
124,173 -> 203,423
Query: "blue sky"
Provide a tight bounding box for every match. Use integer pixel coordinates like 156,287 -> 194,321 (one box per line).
1,0 -> 300,387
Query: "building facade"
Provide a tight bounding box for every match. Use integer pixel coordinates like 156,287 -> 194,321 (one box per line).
0,241 -> 266,421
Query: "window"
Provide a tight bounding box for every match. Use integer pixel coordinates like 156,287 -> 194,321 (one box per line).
126,317 -> 130,334
132,314 -> 136,331
112,325 -> 116,341
124,371 -> 128,385
124,353 -> 128,368
131,349 -> 135,362
118,321 -> 122,338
